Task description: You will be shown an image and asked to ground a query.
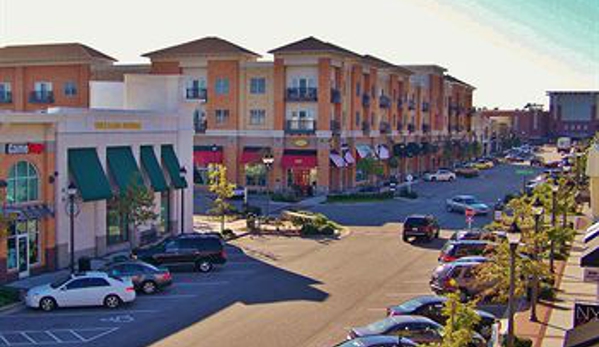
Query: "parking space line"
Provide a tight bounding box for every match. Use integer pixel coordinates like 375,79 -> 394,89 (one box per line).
0,335 -> 9,346
176,281 -> 230,286
20,333 -> 37,344
140,294 -> 197,299
68,330 -> 85,342
45,331 -> 60,343
4,309 -> 158,319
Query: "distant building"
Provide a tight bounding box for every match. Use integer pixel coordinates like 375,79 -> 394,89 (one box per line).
548,91 -> 599,139
480,104 -> 550,144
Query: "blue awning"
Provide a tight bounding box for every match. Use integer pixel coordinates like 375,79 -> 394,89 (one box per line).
584,221 -> 599,243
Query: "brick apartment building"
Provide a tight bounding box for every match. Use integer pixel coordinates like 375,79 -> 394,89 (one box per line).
481,104 -> 550,143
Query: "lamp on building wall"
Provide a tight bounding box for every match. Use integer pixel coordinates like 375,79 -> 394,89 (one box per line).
262,152 -> 275,217
66,182 -> 78,273
179,166 -> 187,235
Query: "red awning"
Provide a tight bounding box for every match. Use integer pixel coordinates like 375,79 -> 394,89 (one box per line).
281,154 -> 317,169
194,150 -> 223,167
241,150 -> 262,164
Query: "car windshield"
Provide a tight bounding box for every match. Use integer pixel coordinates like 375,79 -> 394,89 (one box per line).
441,243 -> 455,255
405,217 -> 427,227
50,276 -> 71,289
365,318 -> 396,334
395,298 -> 423,312
462,198 -> 480,205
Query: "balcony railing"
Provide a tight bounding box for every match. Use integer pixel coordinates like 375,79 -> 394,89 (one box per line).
361,121 -> 371,134
422,102 -> 430,112
330,88 -> 341,104
286,88 -> 318,102
397,99 -> 403,110
186,88 -> 208,101
330,119 -> 341,135
286,119 -> 316,134
397,123 -> 404,132
379,95 -> 391,109
407,124 -> 415,133
422,124 -> 430,133
408,100 -> 416,110
379,121 -> 391,134
362,94 -> 371,108
29,91 -> 54,104
0,92 -> 12,104
194,119 -> 208,134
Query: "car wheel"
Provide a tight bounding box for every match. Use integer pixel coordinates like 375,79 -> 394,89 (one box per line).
39,297 -> 57,312
196,260 -> 213,273
141,280 -> 158,295
431,177 -> 437,182
402,235 -> 409,242
104,294 -> 122,309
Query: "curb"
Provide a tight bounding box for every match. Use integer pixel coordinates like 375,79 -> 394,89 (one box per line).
0,301 -> 22,314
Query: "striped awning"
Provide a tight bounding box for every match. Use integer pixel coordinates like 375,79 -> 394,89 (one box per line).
1,204 -> 54,221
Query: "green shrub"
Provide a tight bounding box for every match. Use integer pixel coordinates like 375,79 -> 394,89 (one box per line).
398,187 -> 418,199
502,336 -> 532,347
539,282 -> 556,301
244,205 -> 262,216
326,192 -> 393,203
222,229 -> 235,240
271,192 -> 301,203
300,224 -> 320,235
0,286 -> 20,307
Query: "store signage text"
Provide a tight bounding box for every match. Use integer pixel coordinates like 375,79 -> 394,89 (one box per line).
94,121 -> 142,130
293,139 -> 309,148
5,143 -> 45,155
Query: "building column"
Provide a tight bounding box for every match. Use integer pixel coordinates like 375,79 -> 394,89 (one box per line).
317,147 -> 330,194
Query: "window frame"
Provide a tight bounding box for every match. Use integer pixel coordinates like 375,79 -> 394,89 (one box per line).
63,81 -> 78,97
249,77 -> 266,94
7,161 -> 40,204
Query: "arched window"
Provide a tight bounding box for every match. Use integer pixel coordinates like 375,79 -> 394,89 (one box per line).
7,161 -> 39,204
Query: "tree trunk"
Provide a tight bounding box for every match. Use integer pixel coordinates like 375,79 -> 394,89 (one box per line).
221,213 -> 225,232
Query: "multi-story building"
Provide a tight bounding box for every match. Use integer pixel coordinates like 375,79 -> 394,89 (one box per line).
548,91 -> 599,139
92,36 -> 477,194
480,104 -> 550,145
0,43 -> 116,111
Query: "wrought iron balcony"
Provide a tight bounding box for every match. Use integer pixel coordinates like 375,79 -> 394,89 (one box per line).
0,92 -> 11,104
379,95 -> 391,109
408,100 -> 416,110
186,88 -> 208,101
361,120 -> 371,134
29,91 -> 54,104
330,88 -> 341,104
330,119 -> 341,135
362,94 -> 371,108
407,123 -> 415,133
397,123 -> 404,132
379,121 -> 392,134
286,119 -> 316,134
422,124 -> 430,133
397,99 -> 403,110
194,119 -> 208,134
422,102 -> 430,112
286,88 -> 318,102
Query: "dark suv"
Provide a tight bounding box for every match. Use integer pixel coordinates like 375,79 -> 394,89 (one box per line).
402,215 -> 440,242
132,234 -> 227,273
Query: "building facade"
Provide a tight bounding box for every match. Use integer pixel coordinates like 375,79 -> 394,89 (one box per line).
548,91 -> 599,139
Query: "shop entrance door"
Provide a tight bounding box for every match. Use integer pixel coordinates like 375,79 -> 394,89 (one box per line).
17,234 -> 29,278
290,169 -> 312,195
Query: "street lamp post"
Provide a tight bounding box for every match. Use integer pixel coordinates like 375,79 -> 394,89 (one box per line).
530,198 -> 544,322
179,166 -> 187,235
262,152 -> 275,218
550,182 -> 558,274
506,221 -> 522,347
67,183 -> 78,273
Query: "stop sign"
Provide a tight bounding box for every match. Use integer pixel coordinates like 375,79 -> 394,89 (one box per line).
465,208 -> 475,218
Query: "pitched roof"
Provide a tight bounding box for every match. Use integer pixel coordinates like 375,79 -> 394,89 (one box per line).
362,55 -> 413,75
268,37 -> 361,58
142,37 -> 260,59
444,74 -> 475,89
91,64 -> 151,82
0,43 -> 116,65
401,64 -> 447,75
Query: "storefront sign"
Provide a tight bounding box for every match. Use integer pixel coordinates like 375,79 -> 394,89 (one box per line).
574,302 -> 599,327
583,267 -> 599,283
4,143 -> 45,155
94,121 -> 142,130
293,139 -> 309,148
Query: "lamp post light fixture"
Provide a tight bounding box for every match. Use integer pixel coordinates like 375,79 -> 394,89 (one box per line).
550,182 -> 559,274
67,182 -> 78,273
262,152 -> 275,218
530,197 -> 544,322
179,166 -> 187,235
506,221 -> 522,347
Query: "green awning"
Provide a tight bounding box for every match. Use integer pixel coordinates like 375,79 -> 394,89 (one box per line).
106,146 -> 144,192
161,144 -> 188,189
140,146 -> 168,192
68,148 -> 113,202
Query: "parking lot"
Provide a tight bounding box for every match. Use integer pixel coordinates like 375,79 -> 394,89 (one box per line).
0,163 -> 536,347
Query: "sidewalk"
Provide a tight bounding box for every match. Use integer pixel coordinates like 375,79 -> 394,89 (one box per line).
513,215 -> 597,347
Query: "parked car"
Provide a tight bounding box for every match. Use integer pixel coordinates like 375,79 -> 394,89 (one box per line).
473,159 -> 494,170
445,195 -> 490,215
132,233 -> 227,273
333,336 -> 417,347
430,260 -> 495,301
230,185 -> 246,200
101,260 -> 172,294
25,272 -> 135,312
454,166 -> 479,178
450,229 -> 505,242
423,169 -> 456,182
530,155 -> 545,166
348,316 -> 486,347
438,240 -> 495,263
525,175 -> 546,194
402,215 -> 440,242
386,295 -> 498,341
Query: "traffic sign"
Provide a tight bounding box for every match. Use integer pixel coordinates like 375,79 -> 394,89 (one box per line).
406,174 -> 413,182
465,208 -> 475,218
515,169 -> 535,176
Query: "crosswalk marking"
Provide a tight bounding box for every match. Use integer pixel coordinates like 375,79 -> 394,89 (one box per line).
0,327 -> 118,345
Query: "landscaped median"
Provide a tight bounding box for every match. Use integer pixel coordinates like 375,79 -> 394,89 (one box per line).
0,286 -> 21,310
326,191 -> 394,203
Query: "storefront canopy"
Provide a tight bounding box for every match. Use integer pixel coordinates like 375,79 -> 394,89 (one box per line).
376,145 -> 390,160
107,146 -> 144,193
161,145 -> 188,190
68,148 -> 113,202
1,204 -> 53,221
330,152 -> 346,168
356,144 -> 375,159
584,221 -> 599,244
140,146 -> 168,192
581,237 -> 599,267
194,146 -> 223,167
393,143 -> 408,158
282,150 -> 317,169
241,147 -> 269,165
344,151 -> 356,165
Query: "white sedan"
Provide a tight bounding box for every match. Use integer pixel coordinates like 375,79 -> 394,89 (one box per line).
25,272 -> 136,311
423,169 -> 456,182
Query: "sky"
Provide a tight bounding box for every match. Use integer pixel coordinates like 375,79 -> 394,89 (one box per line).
0,0 -> 597,109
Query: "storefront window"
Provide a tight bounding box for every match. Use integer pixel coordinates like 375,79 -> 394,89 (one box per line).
6,219 -> 40,271
7,161 -> 39,204
356,168 -> 367,182
106,198 -> 128,245
158,191 -> 170,235
245,164 -> 266,186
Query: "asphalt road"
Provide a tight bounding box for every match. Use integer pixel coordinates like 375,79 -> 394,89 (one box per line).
0,163 -> 531,347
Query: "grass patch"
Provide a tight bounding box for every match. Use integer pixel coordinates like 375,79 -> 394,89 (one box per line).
0,286 -> 20,307
326,192 -> 394,203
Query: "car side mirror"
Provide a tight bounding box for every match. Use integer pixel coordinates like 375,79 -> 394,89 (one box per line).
60,287 -> 67,291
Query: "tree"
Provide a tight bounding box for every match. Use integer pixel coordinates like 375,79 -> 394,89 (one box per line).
208,164 -> 234,232
356,157 -> 384,184
428,292 -> 481,347
113,175 -> 158,248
